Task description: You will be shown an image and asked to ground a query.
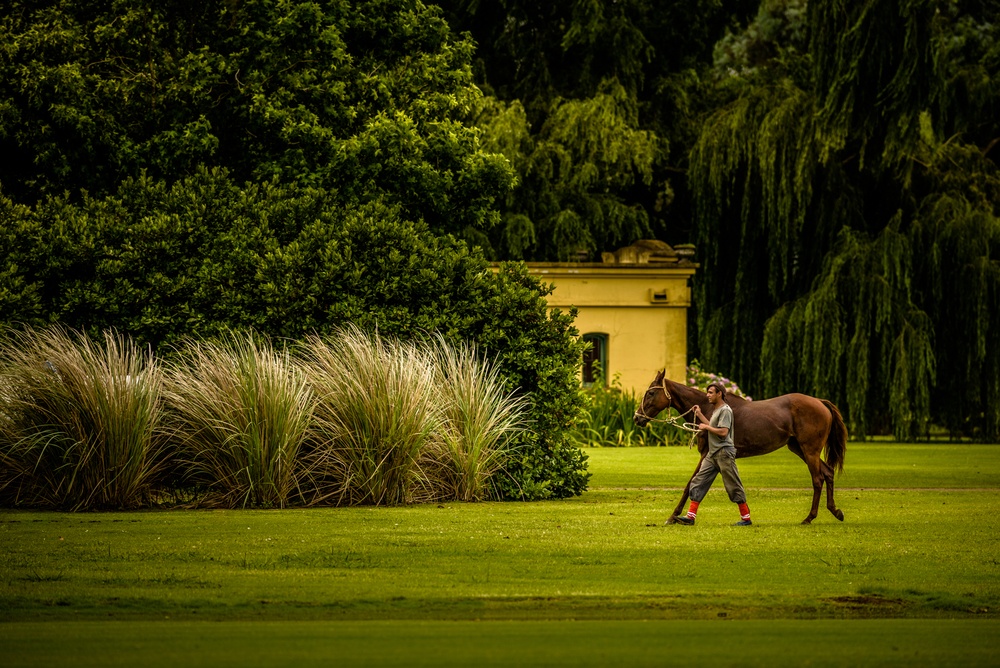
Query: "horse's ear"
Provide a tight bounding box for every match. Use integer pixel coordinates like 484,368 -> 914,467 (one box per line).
655,369 -> 665,381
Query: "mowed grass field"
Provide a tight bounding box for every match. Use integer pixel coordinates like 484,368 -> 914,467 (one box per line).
2,443 -> 999,666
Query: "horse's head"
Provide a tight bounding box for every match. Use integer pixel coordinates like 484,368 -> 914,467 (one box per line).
633,369 -> 672,427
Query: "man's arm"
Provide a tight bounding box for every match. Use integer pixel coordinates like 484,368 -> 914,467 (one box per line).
699,423 -> 729,438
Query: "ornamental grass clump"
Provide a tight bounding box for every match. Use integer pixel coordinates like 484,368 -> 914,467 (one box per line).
164,333 -> 314,509
0,327 -> 168,510
298,328 -> 440,506
424,336 -> 528,501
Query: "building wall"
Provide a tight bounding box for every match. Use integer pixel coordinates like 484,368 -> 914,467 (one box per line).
526,264 -> 696,395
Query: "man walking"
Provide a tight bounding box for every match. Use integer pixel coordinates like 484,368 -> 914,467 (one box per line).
674,382 -> 752,526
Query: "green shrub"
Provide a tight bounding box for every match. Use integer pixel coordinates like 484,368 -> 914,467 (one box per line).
472,264 -> 590,499
0,0 -> 588,496
0,327 -> 168,510
263,208 -> 589,500
296,329 -> 530,505
0,174 -> 590,500
0,325 -> 576,508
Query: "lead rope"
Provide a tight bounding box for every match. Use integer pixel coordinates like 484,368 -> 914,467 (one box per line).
633,383 -> 702,447
664,408 -> 701,449
641,406 -> 699,432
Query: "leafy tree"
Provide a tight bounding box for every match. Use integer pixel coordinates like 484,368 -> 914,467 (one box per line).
689,0 -> 1000,440
438,0 -> 756,259
0,0 -> 512,238
472,82 -> 660,260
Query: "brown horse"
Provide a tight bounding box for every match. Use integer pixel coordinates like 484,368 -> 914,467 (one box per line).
633,370 -> 847,524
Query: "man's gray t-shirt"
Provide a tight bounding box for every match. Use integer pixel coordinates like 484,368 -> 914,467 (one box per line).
708,403 -> 735,453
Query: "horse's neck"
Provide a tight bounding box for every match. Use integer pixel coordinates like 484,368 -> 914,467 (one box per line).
666,379 -> 705,412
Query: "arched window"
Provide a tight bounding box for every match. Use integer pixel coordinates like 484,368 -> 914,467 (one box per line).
582,333 -> 608,386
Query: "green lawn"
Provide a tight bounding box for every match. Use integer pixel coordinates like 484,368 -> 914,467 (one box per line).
585,442 -> 1000,489
3,619 -> 998,668
3,442 -> 999,666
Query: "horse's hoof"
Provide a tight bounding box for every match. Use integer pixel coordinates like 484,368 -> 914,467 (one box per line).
834,509 -> 845,521
801,518 -> 813,525
664,516 -> 678,525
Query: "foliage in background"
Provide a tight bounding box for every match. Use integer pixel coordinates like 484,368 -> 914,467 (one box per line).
0,170 -> 588,501
436,0 -> 1000,442
440,0 -> 755,260
685,359 -> 752,400
436,0 -> 1000,439
0,0 -> 593,495
0,327 -> 168,510
6,0 -> 997,447
571,373 -> 688,447
471,82 -> 660,260
689,0 -> 1000,440
0,0 -> 512,239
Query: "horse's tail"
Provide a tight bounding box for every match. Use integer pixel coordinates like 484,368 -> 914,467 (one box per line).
822,399 -> 847,474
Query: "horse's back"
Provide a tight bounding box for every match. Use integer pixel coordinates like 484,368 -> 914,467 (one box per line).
733,393 -> 833,454
743,393 -> 831,418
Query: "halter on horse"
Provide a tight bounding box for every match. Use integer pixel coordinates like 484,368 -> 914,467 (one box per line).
633,377 -> 700,435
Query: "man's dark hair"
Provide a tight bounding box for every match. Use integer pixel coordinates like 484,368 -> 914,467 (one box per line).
706,382 -> 728,402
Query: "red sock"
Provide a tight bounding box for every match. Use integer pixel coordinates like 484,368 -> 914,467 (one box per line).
686,500 -> 700,519
738,503 -> 750,521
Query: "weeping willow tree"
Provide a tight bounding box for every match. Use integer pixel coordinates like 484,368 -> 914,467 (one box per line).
761,219 -> 937,438
439,0 -> 755,260
690,0 -> 1000,440
908,133 -> 1000,440
473,80 -> 661,260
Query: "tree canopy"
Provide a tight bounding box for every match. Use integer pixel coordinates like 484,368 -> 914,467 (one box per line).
688,0 -> 1000,440
439,0 -> 758,260
0,0 -> 512,237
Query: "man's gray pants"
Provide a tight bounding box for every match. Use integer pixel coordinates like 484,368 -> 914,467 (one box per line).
689,446 -> 746,504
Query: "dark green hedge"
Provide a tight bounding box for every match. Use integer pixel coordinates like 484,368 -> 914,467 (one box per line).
0,169 -> 589,498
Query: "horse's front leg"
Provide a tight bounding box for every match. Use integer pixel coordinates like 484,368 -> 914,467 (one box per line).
666,451 -> 706,524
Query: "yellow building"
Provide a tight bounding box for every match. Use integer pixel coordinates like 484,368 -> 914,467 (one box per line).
525,240 -> 697,395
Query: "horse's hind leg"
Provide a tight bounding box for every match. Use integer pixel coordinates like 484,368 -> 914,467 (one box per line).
788,441 -> 822,524
821,460 -> 845,521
